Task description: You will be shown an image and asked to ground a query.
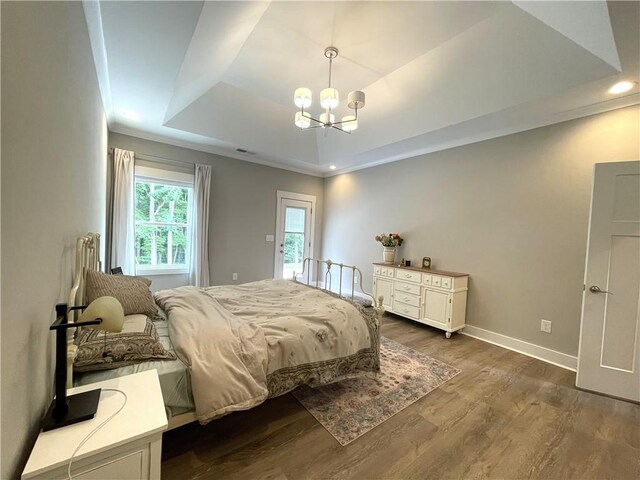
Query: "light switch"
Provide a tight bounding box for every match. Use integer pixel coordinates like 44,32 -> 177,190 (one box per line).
265,234 -> 275,242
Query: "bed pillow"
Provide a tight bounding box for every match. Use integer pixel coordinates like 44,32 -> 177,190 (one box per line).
73,314 -> 176,372
85,269 -> 156,318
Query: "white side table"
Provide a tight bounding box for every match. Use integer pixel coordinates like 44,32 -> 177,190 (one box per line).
22,370 -> 167,480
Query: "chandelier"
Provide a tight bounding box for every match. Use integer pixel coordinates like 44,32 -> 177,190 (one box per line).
293,46 -> 366,134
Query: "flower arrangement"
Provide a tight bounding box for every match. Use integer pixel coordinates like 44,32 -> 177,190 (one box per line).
374,233 -> 404,247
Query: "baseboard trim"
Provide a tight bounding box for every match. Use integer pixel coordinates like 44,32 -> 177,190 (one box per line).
460,325 -> 577,372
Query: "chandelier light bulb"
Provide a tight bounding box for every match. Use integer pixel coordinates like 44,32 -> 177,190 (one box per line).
294,87 -> 312,108
294,111 -> 311,129
319,112 -> 335,126
320,88 -> 340,109
341,115 -> 357,132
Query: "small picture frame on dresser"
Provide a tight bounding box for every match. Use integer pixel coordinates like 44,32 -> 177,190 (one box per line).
422,257 -> 432,269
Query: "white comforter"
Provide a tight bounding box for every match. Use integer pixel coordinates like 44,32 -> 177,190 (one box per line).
154,279 -> 378,424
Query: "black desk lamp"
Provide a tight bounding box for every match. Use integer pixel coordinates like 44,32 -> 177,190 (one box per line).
42,297 -> 124,431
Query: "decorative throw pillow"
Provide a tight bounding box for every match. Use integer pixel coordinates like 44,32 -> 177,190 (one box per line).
85,269 -> 156,318
74,314 -> 176,372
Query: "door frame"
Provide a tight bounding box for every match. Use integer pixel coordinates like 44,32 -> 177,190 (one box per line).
274,190 -> 316,280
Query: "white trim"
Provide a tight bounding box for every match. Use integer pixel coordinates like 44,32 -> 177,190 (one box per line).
274,191 -> 316,280
134,165 -> 194,185
109,125 -> 325,177
133,168 -> 194,275
460,324 -> 577,372
135,265 -> 189,276
324,95 -> 640,178
82,0 -> 113,121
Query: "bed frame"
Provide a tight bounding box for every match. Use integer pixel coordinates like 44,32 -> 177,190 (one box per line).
67,234 -> 383,430
65,233 -> 101,389
293,257 -> 384,308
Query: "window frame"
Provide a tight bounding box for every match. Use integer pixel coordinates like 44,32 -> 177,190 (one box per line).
134,166 -> 194,276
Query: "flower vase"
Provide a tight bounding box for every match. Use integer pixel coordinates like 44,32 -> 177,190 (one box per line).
383,246 -> 396,263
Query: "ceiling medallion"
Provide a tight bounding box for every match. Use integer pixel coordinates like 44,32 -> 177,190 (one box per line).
293,46 -> 365,134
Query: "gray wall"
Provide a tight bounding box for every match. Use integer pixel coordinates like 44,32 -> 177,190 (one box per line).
322,105 -> 640,357
108,133 -> 324,290
1,3 -> 107,478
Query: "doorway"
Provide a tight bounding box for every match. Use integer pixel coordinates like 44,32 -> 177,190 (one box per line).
274,191 -> 316,280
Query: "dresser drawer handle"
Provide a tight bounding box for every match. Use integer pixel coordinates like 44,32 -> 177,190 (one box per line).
405,274 -> 411,278
404,286 -> 410,290
404,297 -> 410,302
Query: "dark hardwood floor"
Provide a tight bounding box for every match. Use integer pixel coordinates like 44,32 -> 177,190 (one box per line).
161,314 -> 640,480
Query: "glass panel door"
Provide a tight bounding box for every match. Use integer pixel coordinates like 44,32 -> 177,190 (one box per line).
274,194 -> 314,280
283,207 -> 306,280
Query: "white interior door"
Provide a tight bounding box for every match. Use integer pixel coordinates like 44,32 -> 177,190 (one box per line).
274,191 -> 315,280
576,161 -> 640,401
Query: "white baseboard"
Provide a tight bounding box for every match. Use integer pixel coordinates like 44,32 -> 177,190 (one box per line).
460,325 -> 577,372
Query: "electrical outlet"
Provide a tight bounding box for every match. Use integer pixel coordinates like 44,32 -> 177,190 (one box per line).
540,319 -> 552,334
232,273 -> 238,281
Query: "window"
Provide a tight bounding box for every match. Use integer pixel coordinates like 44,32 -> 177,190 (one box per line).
283,207 -> 306,279
134,166 -> 193,275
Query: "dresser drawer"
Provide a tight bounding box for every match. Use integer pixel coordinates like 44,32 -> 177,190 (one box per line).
394,281 -> 421,296
422,274 -> 432,285
441,277 -> 452,289
374,265 -> 382,275
396,270 -> 421,283
393,300 -> 420,319
386,268 -> 395,278
432,276 -> 442,287
394,291 -> 421,308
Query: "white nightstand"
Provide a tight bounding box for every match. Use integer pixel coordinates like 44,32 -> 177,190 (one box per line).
22,370 -> 168,480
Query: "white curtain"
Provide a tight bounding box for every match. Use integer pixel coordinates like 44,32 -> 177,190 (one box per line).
111,148 -> 135,274
190,164 -> 212,287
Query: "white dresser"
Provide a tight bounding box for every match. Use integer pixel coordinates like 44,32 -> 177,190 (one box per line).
22,370 -> 167,480
373,263 -> 469,338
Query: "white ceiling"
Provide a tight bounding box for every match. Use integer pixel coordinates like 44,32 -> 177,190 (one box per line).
85,1 -> 640,176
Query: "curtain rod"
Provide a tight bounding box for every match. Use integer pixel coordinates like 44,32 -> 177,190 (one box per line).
108,147 -> 194,168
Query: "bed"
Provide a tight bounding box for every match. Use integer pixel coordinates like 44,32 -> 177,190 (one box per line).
69,233 -> 383,429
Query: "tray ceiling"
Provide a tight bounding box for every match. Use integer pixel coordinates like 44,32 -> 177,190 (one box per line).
86,1 -> 640,176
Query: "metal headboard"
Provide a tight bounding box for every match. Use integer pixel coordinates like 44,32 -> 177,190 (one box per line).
293,258 -> 383,308
66,233 -> 101,388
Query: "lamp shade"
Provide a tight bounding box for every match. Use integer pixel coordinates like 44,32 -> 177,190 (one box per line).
79,296 -> 124,333
320,88 -> 339,109
294,88 -> 312,108
294,111 -> 311,129
341,115 -> 357,131
347,90 -> 365,110
319,112 -> 335,125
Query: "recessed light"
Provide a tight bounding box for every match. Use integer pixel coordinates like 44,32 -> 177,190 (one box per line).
122,110 -> 140,121
329,165 -> 337,170
608,81 -> 636,95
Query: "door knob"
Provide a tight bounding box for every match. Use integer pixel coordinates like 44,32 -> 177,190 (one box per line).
589,285 -> 614,295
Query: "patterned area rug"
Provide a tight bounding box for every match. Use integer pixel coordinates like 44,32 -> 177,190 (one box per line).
292,336 -> 460,446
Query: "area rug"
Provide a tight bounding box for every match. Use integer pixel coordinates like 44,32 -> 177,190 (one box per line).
292,336 -> 460,445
